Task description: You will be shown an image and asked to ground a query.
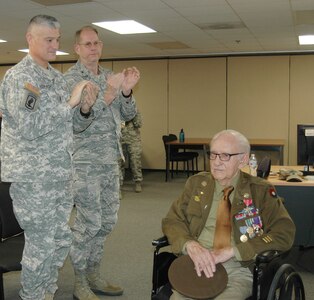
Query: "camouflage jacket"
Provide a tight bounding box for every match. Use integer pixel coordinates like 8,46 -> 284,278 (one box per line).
121,111 -> 142,144
0,55 -> 81,182
64,61 -> 137,165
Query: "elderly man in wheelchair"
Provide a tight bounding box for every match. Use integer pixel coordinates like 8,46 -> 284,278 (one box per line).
153,130 -> 303,300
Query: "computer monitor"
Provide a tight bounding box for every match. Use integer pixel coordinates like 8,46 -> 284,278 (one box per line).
297,124 -> 314,167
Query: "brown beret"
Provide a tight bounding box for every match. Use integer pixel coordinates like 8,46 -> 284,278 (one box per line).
168,255 -> 228,299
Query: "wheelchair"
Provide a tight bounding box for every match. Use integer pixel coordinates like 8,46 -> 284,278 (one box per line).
151,236 -> 305,300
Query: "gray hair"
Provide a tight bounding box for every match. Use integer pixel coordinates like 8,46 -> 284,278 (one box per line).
27,15 -> 60,32
211,129 -> 250,153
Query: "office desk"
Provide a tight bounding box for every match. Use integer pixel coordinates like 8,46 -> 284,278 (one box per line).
165,138 -> 210,182
249,139 -> 285,165
257,165 -> 314,247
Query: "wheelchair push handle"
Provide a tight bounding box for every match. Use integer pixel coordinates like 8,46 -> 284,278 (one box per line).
152,236 -> 169,249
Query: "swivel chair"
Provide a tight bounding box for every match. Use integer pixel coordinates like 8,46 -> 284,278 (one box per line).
162,134 -> 199,181
151,236 -> 305,300
0,182 -> 24,300
257,156 -> 271,179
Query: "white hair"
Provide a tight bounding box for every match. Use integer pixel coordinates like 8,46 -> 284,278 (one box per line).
211,129 -> 250,154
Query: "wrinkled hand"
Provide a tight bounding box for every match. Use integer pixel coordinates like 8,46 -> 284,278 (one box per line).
121,67 -> 140,95
186,241 -> 216,278
104,72 -> 125,105
68,80 -> 90,108
212,247 -> 234,264
186,242 -> 235,278
80,82 -> 99,113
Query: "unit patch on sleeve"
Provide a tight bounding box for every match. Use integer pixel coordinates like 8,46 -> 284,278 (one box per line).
23,82 -> 40,111
269,187 -> 277,198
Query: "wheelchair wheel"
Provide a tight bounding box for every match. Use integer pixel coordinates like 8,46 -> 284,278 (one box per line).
266,264 -> 305,300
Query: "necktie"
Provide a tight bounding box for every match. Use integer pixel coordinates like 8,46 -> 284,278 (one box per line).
213,186 -> 234,250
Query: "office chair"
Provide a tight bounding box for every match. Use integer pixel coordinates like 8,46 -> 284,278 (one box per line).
162,134 -> 199,180
257,156 -> 271,179
151,236 -> 305,300
0,182 -> 24,300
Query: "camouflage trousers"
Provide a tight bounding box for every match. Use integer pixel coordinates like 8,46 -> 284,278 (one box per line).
10,181 -> 73,300
70,164 -> 120,273
120,142 -> 143,185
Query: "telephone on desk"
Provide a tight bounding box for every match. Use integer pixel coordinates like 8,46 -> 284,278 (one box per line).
301,164 -> 314,176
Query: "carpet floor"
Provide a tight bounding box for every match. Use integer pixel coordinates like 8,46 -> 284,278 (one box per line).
3,170 -> 314,299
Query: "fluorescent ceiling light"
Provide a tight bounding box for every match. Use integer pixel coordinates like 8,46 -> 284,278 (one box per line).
18,49 -> 69,55
0,39 -> 7,43
298,35 -> 314,45
93,20 -> 156,34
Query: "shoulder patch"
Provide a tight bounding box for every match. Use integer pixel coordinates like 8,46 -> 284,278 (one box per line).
269,187 -> 277,198
23,82 -> 40,111
25,93 -> 38,110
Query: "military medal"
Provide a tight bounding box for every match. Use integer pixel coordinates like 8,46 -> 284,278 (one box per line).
243,198 -> 252,207
240,235 -> 248,242
245,218 -> 256,239
246,227 -> 254,235
239,226 -> 248,243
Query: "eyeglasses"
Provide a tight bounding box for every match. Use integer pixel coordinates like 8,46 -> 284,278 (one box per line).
78,41 -> 103,48
209,152 -> 244,161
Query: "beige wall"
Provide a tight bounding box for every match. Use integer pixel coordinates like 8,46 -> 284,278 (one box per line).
227,56 -> 290,164
169,58 -> 227,136
289,56 -> 314,165
1,54 -> 314,168
168,57 -> 227,169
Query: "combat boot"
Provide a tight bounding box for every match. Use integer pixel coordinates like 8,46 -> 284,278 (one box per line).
135,181 -> 142,193
73,273 -> 100,300
87,270 -> 123,296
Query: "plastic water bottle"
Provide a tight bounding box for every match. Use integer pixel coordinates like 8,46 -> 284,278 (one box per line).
249,153 -> 257,176
179,129 -> 185,142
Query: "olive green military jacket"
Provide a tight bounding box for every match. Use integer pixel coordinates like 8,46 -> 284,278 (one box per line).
162,171 -> 295,265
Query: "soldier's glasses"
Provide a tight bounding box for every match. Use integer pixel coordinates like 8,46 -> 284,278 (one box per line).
78,41 -> 103,48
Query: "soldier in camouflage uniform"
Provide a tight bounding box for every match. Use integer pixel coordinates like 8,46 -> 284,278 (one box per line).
64,26 -> 139,300
120,111 -> 143,192
0,16 -> 98,300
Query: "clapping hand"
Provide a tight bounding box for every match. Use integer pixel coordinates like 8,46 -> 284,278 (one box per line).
80,82 -> 99,113
104,72 -> 124,105
121,67 -> 140,96
68,80 -> 97,109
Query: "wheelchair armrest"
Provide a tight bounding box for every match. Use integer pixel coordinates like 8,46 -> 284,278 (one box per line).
255,250 -> 281,265
152,236 -> 169,249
